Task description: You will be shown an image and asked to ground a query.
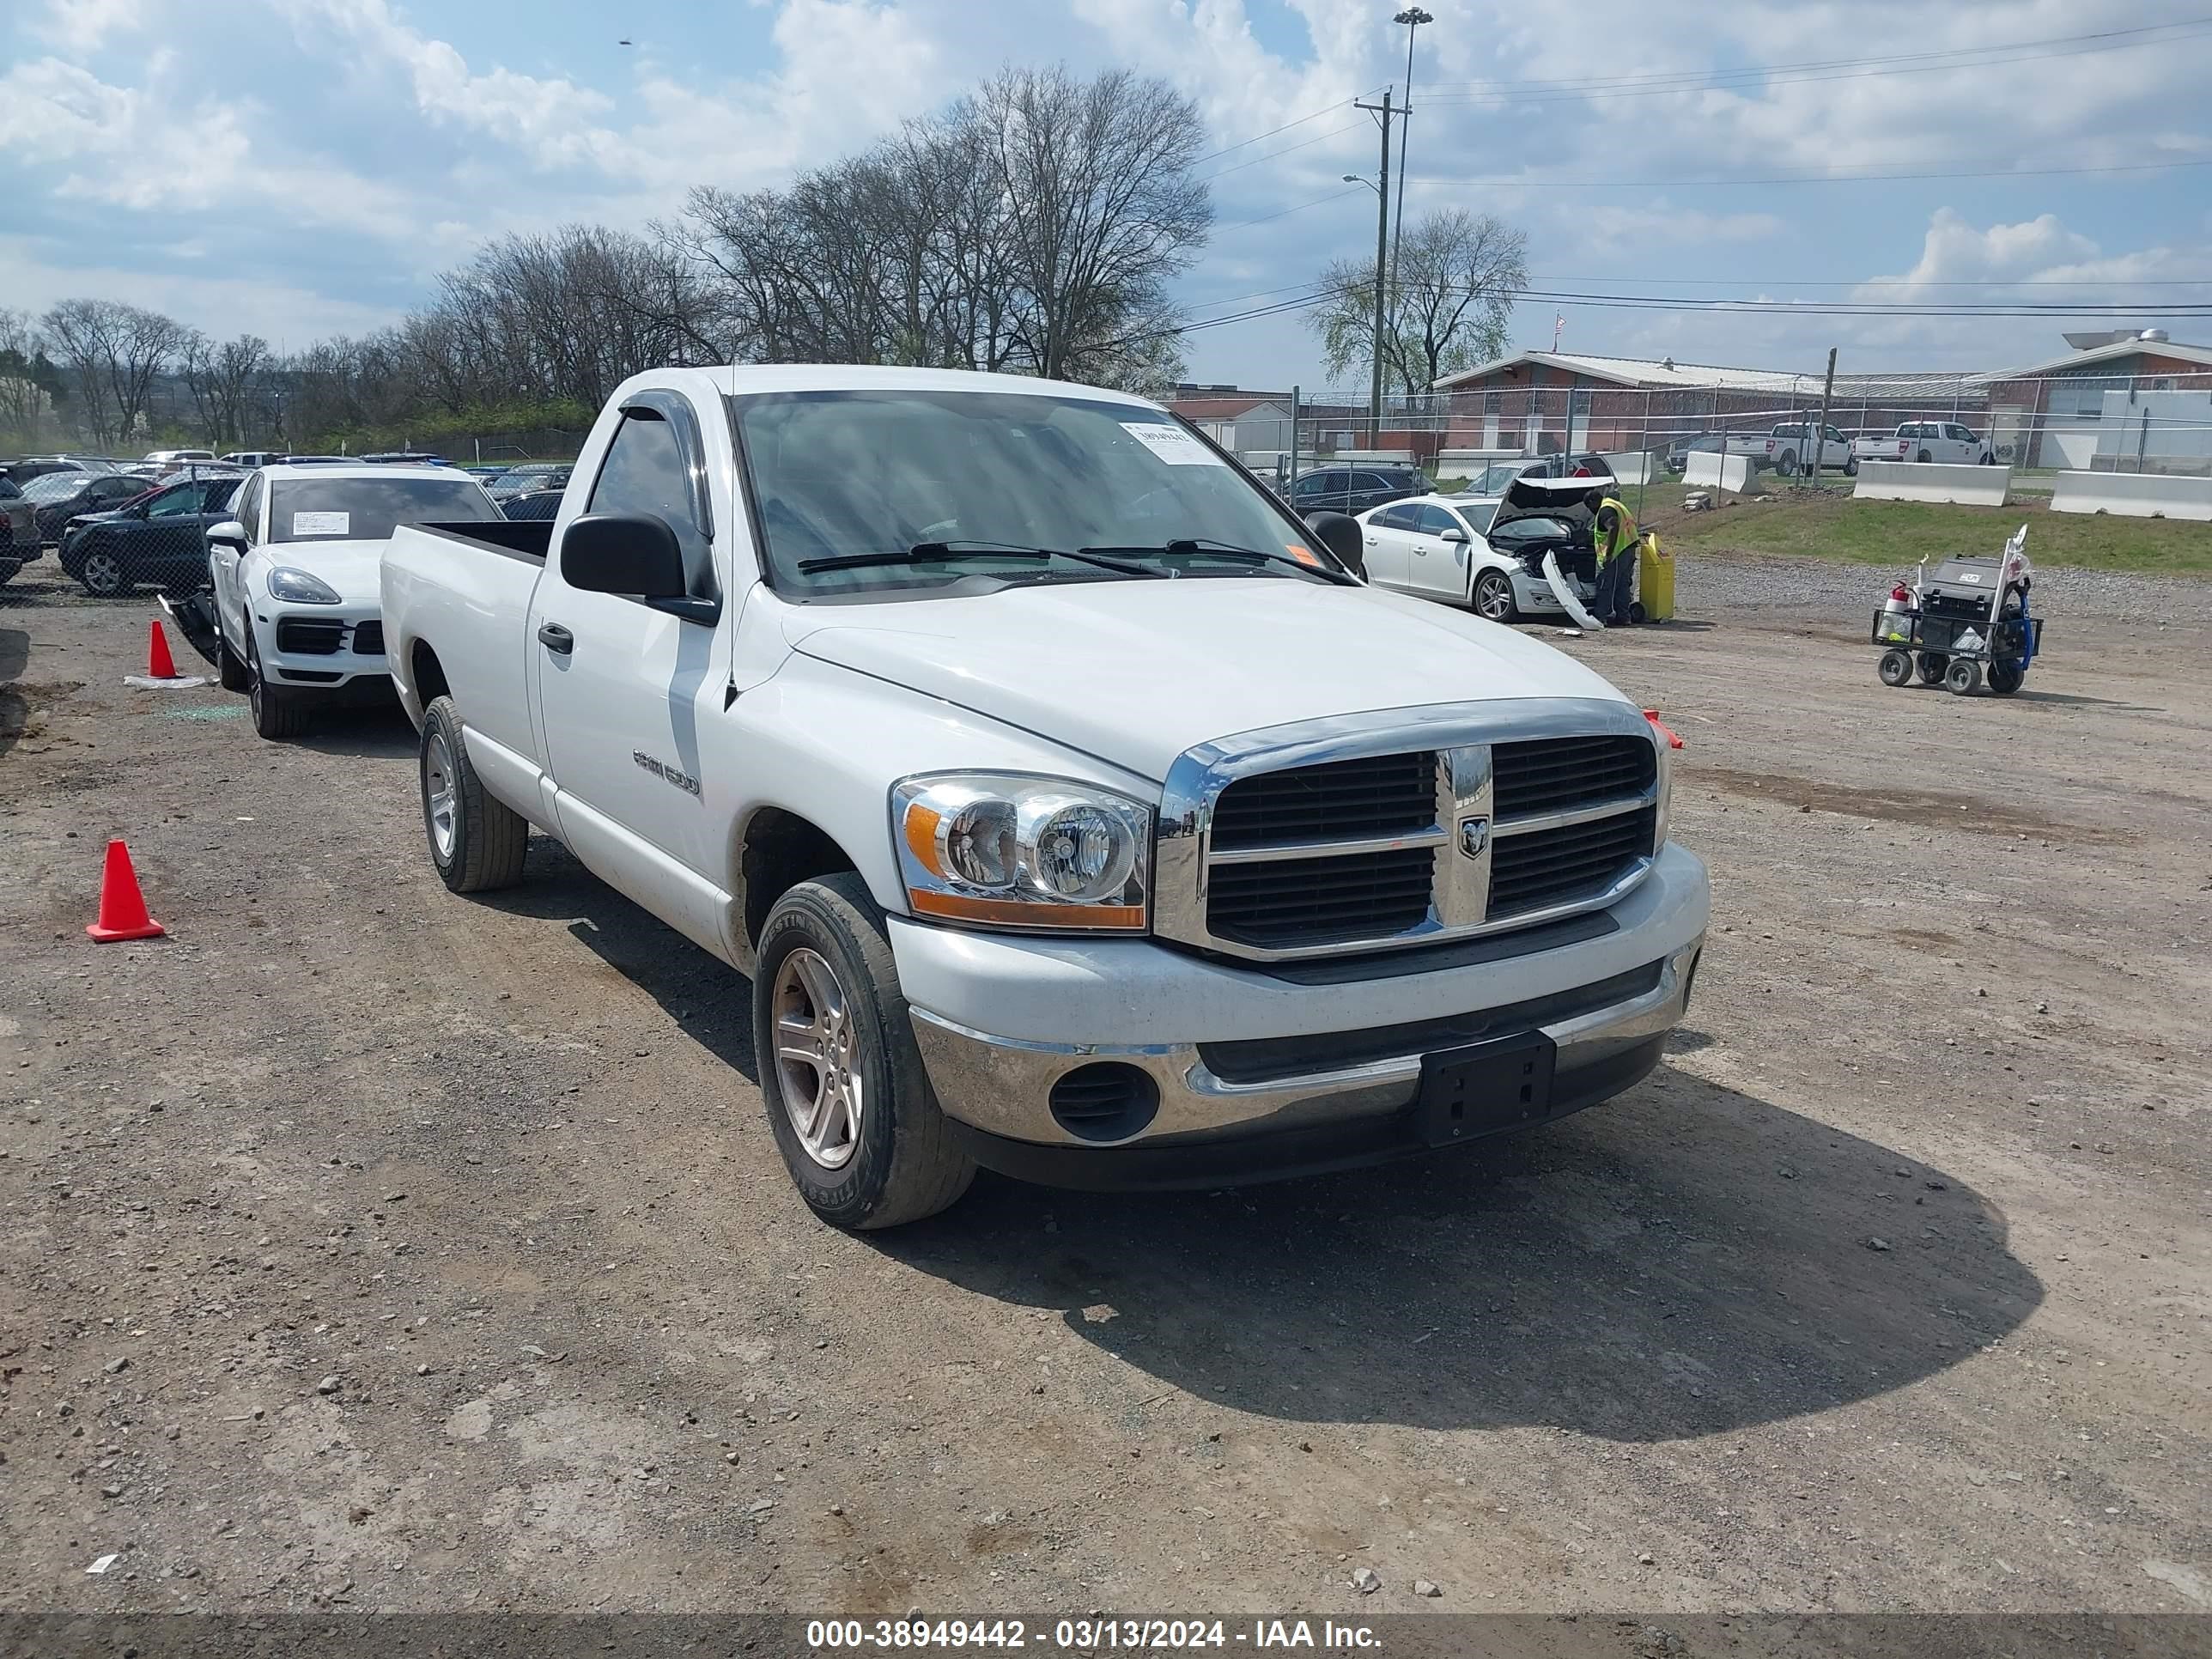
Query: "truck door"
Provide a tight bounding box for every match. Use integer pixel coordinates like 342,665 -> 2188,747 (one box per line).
530,392 -> 732,933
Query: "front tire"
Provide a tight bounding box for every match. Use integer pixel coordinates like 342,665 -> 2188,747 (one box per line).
1471,568 -> 1516,622
1916,652 -> 1949,685
1946,659 -> 1982,696
753,873 -> 975,1231
244,623 -> 308,740
419,695 -> 528,892
1844,458 -> 1859,476
1878,648 -> 1914,687
79,544 -> 132,598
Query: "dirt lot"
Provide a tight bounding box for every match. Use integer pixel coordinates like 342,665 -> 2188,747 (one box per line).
2,559 -> 2208,1627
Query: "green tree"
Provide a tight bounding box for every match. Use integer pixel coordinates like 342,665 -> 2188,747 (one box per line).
1309,210 -> 1528,394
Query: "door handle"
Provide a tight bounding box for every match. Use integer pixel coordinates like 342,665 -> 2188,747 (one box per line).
537,622 -> 574,655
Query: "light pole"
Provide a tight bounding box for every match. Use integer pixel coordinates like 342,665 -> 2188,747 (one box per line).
1345,166 -> 1389,443
1390,8 -> 1432,307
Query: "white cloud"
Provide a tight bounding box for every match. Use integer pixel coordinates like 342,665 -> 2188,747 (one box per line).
0,234 -> 403,345
27,0 -> 146,52
1579,204 -> 1784,252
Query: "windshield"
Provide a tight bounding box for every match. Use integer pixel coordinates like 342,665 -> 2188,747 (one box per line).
270,477 -> 501,543
1451,501 -> 1499,533
1466,463 -> 1522,495
730,387 -> 1343,595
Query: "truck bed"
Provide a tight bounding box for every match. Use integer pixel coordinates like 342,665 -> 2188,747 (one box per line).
381,518 -> 551,759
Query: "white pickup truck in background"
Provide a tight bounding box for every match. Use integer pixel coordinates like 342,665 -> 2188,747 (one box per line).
380,366 -> 1708,1230
1849,421 -> 1996,468
1723,422 -> 1853,477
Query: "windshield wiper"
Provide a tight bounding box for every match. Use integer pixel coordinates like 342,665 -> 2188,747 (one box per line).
1082,538 -> 1358,585
797,539 -> 1160,578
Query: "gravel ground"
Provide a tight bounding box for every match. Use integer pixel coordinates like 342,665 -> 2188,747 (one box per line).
1671,549 -> 2212,623
2,560 -> 2209,1632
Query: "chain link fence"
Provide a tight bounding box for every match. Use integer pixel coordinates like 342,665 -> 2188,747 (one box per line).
1229,369 -> 2212,490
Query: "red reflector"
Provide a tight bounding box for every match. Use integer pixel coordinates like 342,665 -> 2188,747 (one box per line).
1643,708 -> 1685,750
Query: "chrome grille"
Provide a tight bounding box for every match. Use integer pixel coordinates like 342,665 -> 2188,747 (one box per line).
1207,845 -> 1436,948
1211,750 -> 1437,848
1493,735 -> 1654,819
1158,702 -> 1664,963
1491,805 -> 1657,919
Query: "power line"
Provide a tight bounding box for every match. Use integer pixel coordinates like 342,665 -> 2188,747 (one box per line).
1196,119 -> 1369,183
1415,18 -> 2212,106
1190,90 -> 1383,167
1404,156 -> 2212,189
1213,187 -> 1369,235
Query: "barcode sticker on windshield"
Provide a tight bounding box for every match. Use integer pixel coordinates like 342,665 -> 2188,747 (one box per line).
1120,422 -> 1222,465
292,511 -> 350,536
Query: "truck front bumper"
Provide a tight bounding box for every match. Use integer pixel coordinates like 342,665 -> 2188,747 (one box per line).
892,842 -> 1708,1190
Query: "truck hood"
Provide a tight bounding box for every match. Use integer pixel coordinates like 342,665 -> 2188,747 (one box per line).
785,577 -> 1629,781
256,540 -> 388,608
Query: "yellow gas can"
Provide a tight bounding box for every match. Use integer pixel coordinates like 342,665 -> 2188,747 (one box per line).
1637,531 -> 1674,622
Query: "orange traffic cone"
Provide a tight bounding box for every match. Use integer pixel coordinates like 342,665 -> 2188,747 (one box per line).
87,839 -> 166,941
147,619 -> 180,680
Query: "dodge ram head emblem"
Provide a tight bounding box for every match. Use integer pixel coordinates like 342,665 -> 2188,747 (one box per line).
1458,816 -> 1490,858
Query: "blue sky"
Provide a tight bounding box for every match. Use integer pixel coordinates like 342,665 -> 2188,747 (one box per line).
4,0 -> 2208,394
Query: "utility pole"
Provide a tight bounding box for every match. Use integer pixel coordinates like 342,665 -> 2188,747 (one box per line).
1811,346 -> 1838,492
1355,89 -> 1394,445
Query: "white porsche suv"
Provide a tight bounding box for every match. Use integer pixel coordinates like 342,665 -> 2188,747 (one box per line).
205,464 -> 504,739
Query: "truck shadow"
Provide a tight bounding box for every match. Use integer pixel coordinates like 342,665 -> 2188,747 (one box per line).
878,1066 -> 2044,1442
474,836 -> 760,1081
296,703 -> 418,759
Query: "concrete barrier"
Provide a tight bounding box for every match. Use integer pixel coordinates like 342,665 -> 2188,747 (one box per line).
1683,451 -> 1755,493
1853,460 -> 2010,507
1601,451 -> 1656,485
1437,448 -> 1516,473
1334,448 -> 1416,466
2048,470 -> 2212,520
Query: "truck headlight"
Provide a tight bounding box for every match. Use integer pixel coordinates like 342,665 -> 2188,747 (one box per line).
267,567 -> 342,605
893,773 -> 1150,932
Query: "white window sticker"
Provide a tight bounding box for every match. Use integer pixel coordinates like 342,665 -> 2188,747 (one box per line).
1120,422 -> 1222,465
292,511 -> 349,536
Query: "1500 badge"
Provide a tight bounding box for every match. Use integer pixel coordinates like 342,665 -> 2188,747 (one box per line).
633,750 -> 702,798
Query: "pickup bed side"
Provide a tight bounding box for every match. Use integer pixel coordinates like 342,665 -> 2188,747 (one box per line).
386,519 -> 552,809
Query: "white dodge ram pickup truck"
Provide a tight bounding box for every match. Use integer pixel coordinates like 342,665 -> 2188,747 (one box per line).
381,367 -> 1709,1230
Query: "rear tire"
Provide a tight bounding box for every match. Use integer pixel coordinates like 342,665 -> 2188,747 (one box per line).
753,872 -> 976,1231
420,695 -> 528,893
1946,659 -> 1982,696
1879,648 -> 1914,687
216,620 -> 249,692
1778,450 -> 1799,478
1986,659 -> 2023,695
1917,449 -> 1933,464
244,624 -> 308,740
1916,652 -> 1948,685
1471,568 -> 1515,622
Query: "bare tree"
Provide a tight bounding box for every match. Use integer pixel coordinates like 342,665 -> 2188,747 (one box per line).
977,67 -> 1210,383
40,298 -> 190,448
1309,210 -> 1528,394
179,331 -> 271,447
676,65 -> 1208,382
0,307 -> 61,447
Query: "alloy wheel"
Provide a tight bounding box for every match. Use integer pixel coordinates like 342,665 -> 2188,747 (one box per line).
423,726 -> 458,860
771,946 -> 864,1170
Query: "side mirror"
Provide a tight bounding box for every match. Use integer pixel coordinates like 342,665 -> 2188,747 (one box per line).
206,520 -> 246,551
1441,526 -> 1469,544
561,512 -> 686,600
1304,511 -> 1364,579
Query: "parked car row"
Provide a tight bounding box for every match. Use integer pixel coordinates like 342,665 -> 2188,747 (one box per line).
114,368 -> 1708,1233
1663,420 -> 1996,476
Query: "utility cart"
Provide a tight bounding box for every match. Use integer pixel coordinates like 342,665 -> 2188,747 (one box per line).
1872,526 -> 2043,696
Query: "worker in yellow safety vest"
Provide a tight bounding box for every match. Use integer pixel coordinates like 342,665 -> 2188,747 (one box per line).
1586,489 -> 1639,625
